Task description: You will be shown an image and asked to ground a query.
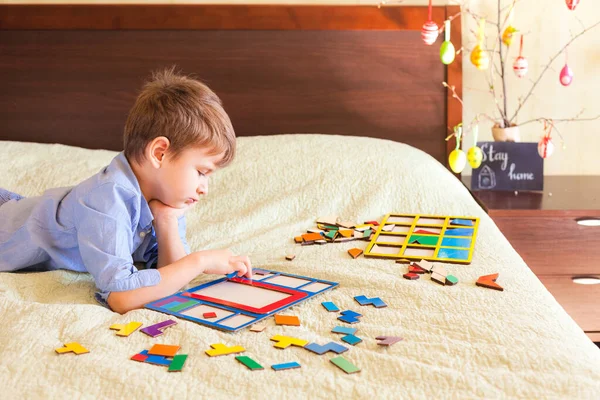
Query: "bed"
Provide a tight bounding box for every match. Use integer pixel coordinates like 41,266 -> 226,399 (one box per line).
1,4 -> 600,399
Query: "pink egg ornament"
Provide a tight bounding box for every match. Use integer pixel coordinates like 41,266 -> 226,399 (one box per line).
565,0 -> 580,11
538,137 -> 555,159
513,56 -> 528,78
421,20 -> 439,46
559,64 -> 574,86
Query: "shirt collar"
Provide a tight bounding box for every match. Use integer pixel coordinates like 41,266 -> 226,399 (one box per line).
112,152 -> 154,230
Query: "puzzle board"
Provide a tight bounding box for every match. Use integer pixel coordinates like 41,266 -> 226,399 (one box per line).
364,213 -> 480,264
145,269 -> 338,332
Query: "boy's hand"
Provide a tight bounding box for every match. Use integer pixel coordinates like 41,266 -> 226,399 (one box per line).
198,249 -> 253,279
149,199 -> 186,224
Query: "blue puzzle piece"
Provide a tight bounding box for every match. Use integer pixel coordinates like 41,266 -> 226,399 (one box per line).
331,326 -> 357,335
341,334 -> 362,346
271,361 -> 301,371
304,342 -> 348,355
338,310 -> 362,324
322,301 -> 340,312
145,354 -> 172,366
438,248 -> 470,260
445,228 -> 474,237
450,218 -> 474,226
354,295 -> 387,308
225,271 -> 238,279
441,237 -> 471,248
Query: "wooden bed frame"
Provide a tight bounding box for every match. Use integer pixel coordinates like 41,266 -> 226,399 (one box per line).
0,4 -> 462,167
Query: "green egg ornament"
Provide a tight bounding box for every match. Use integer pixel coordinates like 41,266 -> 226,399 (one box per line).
449,149 -> 467,173
467,146 -> 483,168
440,20 -> 455,65
440,41 -> 455,65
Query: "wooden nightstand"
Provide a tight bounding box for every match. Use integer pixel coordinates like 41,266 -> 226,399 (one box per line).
462,176 -> 600,342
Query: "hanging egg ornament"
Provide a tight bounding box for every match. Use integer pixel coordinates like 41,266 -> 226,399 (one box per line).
565,0 -> 580,11
470,45 -> 489,70
448,125 -> 467,173
502,26 -> 517,46
422,21 -> 439,45
440,20 -> 455,65
470,19 -> 489,70
467,146 -> 483,169
538,136 -> 555,158
559,64 -> 574,86
467,125 -> 482,169
513,57 -> 528,78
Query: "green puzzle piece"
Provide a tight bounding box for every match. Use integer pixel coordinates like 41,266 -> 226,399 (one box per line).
408,235 -> 439,246
168,300 -> 199,313
330,356 -> 360,374
168,354 -> 188,372
236,356 -> 264,371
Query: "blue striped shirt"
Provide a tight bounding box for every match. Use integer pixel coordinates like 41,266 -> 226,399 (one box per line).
0,152 -> 190,307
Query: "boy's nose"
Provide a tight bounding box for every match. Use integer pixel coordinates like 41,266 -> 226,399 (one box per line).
197,184 -> 207,195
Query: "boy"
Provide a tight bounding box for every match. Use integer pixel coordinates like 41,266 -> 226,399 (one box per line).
0,68 -> 252,314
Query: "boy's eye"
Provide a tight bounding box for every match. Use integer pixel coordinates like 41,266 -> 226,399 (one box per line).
197,171 -> 205,177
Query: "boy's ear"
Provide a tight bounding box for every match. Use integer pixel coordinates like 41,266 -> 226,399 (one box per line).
147,136 -> 171,168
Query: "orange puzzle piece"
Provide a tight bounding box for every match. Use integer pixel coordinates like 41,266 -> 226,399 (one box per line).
348,248 -> 363,259
476,273 -> 504,291
148,344 -> 181,357
274,314 -> 301,326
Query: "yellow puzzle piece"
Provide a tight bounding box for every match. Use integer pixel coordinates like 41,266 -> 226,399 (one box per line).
110,322 -> 143,337
55,342 -> 89,355
205,343 -> 245,357
270,335 -> 309,349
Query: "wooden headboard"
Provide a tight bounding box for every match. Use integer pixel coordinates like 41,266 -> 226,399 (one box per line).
0,4 -> 462,166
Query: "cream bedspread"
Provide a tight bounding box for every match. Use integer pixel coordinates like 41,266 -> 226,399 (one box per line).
1,135 -> 599,399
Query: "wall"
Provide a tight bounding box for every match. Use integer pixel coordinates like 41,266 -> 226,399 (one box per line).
2,0 -> 599,175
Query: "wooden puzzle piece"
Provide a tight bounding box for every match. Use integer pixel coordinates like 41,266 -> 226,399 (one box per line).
431,272 -> 447,285
431,265 -> 447,277
274,314 -> 300,326
236,356 -> 264,371
148,344 -> 180,357
304,342 -> 348,355
168,354 -> 188,372
271,361 -> 301,371
203,312 -> 217,319
253,269 -> 269,275
376,336 -> 403,346
341,334 -> 362,346
414,259 -> 434,272
331,326 -> 357,335
403,272 -> 420,280
330,356 -> 361,374
450,218 -> 475,226
317,216 -> 338,226
249,323 -> 267,332
131,350 -> 149,362
55,342 -> 89,355
145,354 -> 172,366
338,310 -> 362,324
110,322 -> 143,337
408,264 -> 426,274
354,295 -> 387,308
205,343 -> 246,357
445,227 -> 474,236
322,301 -> 340,312
413,229 -> 439,235
476,273 -> 504,291
225,271 -> 238,279
408,235 -> 439,246
364,220 -> 379,226
446,275 -> 459,285
348,248 -> 363,259
294,236 -> 303,243
285,254 -> 296,261
338,221 -> 355,229
339,229 -> 353,238
140,319 -> 177,338
270,335 -> 309,349
302,232 -> 324,243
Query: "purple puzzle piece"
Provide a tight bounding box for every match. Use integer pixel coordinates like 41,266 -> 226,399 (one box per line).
140,319 -> 177,338
305,342 -> 348,355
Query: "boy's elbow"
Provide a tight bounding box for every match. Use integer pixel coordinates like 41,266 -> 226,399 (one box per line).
107,291 -> 137,314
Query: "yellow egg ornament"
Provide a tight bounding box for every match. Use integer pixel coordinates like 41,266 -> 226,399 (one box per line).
440,20 -> 455,65
471,19 -> 489,70
467,124 -> 482,169
448,124 -> 467,174
502,26 -> 517,46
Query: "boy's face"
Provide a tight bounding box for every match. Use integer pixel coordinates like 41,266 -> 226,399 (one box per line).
156,146 -> 223,209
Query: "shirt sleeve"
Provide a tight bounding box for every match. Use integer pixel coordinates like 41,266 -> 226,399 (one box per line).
143,215 -> 191,268
75,183 -> 161,306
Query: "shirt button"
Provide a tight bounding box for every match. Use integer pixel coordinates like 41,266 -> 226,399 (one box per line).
139,231 -> 146,238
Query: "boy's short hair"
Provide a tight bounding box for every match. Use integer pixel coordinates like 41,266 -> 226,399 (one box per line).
124,67 -> 235,167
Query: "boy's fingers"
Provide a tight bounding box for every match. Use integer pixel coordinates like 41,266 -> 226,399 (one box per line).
231,261 -> 247,278
231,255 -> 252,279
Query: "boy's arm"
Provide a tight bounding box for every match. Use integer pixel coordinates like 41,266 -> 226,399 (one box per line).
107,252 -> 201,314
154,216 -> 188,268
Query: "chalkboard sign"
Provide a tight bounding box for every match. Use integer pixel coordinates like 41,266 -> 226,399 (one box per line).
470,142 -> 543,191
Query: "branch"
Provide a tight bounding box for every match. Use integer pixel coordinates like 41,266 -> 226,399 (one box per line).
518,114 -> 600,127
509,20 -> 600,124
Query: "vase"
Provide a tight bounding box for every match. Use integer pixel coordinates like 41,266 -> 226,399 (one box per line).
491,123 -> 520,142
